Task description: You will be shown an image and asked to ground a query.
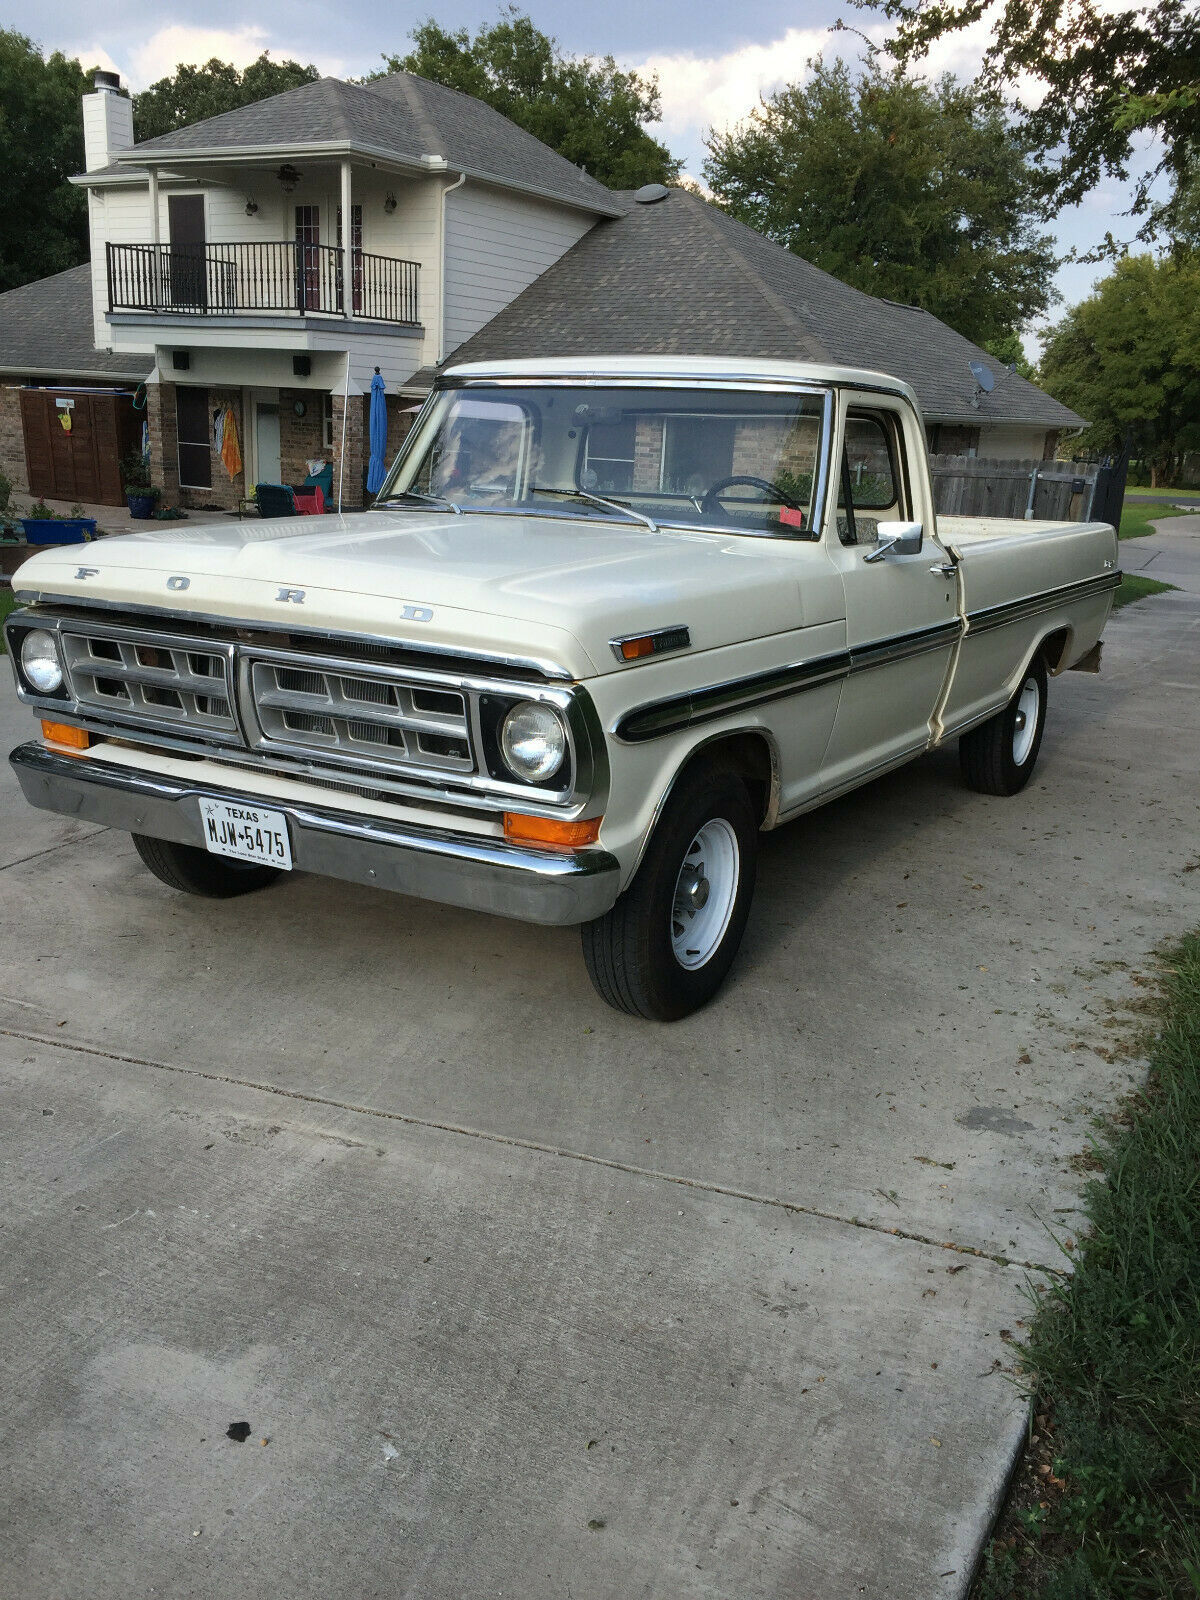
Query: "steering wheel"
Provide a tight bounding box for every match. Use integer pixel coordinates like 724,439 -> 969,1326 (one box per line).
699,474 -> 804,525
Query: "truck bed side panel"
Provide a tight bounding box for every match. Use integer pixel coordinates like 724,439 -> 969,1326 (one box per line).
937,519 -> 1119,738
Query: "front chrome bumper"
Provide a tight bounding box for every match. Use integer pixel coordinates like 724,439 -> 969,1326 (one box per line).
9,743 -> 621,926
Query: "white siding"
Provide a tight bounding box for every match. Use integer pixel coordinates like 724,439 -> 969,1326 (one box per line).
443,185 -> 594,356
977,425 -> 1056,461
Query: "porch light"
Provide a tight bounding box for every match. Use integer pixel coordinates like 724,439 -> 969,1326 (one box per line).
384,191 -> 398,214
245,198 -> 259,216
276,164 -> 301,193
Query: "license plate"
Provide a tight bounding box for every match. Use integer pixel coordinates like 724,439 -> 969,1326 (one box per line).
198,798 -> 293,870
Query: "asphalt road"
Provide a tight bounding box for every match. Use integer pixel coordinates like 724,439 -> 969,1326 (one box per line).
2,525 -> 1198,1598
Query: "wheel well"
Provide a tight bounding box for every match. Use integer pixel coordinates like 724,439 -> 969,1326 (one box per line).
677,732 -> 776,826
1038,627 -> 1073,675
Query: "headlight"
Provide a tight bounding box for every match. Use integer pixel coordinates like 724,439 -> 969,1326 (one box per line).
499,701 -> 567,783
20,629 -> 64,695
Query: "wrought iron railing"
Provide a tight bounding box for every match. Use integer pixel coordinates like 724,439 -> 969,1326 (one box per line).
105,241 -> 420,324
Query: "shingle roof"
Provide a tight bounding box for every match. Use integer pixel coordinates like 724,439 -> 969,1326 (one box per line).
0,265 -> 150,380
121,74 -> 621,218
443,188 -> 1083,431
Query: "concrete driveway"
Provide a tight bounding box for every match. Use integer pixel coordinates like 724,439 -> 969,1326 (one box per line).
3,532 -> 1199,1599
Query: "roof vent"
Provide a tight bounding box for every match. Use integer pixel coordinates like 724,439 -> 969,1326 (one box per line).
633,183 -> 670,205
93,70 -> 121,93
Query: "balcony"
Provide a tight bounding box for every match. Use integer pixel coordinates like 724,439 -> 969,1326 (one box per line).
106,241 -> 420,325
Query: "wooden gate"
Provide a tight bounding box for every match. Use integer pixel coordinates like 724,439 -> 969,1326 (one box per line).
20,389 -> 139,506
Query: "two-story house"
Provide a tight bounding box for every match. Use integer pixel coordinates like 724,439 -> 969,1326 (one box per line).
0,67 -> 1083,513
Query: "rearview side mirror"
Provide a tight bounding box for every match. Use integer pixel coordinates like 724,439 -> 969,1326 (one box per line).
863,520 -> 923,563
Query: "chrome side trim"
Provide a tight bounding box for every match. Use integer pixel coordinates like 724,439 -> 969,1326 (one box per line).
9,742 -> 620,927
614,619 -> 961,743
964,571 -> 1120,636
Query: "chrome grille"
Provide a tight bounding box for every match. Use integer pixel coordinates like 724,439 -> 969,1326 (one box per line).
61,627 -> 238,740
249,657 -> 474,773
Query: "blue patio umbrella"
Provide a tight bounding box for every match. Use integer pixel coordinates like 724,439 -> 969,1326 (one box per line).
366,369 -> 388,493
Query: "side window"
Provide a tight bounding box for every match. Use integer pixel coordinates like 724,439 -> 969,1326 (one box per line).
836,411 -> 903,546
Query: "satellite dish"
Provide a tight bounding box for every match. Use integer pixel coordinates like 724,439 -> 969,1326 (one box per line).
969,359 -> 996,393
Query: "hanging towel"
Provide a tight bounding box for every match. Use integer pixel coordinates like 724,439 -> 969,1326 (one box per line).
212,407 -> 224,453
220,407 -> 242,480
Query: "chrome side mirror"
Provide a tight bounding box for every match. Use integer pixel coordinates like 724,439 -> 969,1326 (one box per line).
863,520 -> 924,563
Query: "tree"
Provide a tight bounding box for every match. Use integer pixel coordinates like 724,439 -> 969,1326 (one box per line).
1038,255 -> 1200,485
134,54 -> 319,142
0,29 -> 94,291
984,331 -> 1035,381
376,9 -> 680,189
703,57 -> 1057,346
859,0 -> 1200,236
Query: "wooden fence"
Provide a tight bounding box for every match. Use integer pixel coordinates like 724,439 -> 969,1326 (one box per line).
929,455 -> 1098,521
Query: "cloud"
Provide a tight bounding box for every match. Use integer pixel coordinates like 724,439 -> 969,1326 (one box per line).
71,25 -> 348,91
633,22 -> 896,159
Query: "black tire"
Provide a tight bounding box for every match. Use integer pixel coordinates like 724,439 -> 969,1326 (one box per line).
581,762 -> 758,1020
959,655 -> 1048,796
131,833 -> 283,898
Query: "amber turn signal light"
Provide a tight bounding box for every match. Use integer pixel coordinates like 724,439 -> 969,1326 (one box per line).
41,720 -> 90,751
503,812 -> 601,848
618,635 -> 656,661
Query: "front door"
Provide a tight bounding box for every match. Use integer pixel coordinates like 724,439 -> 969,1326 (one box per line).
820,395 -> 960,791
168,195 -> 206,309
256,405 -> 282,485
295,206 -> 321,311
336,204 -> 363,312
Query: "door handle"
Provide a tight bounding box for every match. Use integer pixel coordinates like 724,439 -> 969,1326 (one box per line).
930,563 -> 956,578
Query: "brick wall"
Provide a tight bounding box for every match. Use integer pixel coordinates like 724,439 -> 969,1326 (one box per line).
148,382 -> 246,511
192,387 -> 246,512
279,389 -> 326,486
331,393 -> 367,509
0,387 -> 30,499
146,380 -> 180,503
632,416 -> 664,492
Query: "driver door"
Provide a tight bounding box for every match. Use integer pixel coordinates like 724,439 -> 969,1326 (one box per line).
819,394 -> 959,791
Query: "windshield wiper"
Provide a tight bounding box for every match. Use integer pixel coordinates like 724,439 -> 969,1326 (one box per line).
376,489 -> 463,516
527,485 -> 658,534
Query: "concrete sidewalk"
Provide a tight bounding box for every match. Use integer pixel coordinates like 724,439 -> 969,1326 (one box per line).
2,564 -> 1199,1596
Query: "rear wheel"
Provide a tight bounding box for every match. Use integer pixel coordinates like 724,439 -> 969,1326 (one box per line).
581,762 -> 758,1020
959,656 -> 1048,796
131,833 -> 283,898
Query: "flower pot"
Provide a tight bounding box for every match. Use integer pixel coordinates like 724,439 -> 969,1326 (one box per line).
126,492 -> 158,519
20,517 -> 97,545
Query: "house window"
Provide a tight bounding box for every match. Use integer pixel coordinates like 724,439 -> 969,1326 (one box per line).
177,386 -> 211,489
582,417 -> 636,494
322,393 -> 334,450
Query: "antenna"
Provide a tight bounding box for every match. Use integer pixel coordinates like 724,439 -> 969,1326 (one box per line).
969,359 -> 995,393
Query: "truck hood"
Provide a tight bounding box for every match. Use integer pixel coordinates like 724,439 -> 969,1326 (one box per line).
14,510 -> 814,680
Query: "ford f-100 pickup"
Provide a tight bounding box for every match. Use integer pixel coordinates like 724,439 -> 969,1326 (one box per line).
5,357 -> 1119,1018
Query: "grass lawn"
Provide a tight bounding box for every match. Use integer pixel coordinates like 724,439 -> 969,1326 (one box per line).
1114,575 -> 1178,610
0,586 -> 15,650
1119,501 -> 1189,539
973,934 -> 1200,1599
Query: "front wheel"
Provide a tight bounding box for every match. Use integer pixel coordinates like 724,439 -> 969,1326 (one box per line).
581,763 -> 758,1020
131,833 -> 283,898
959,656 -> 1048,796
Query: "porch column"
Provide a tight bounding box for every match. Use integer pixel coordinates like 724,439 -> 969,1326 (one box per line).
148,166 -> 161,308
340,160 -> 353,320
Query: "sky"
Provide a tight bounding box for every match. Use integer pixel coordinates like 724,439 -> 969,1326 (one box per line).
4,0 -> 1161,357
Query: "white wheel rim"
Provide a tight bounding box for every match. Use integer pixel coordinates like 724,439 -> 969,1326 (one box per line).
1012,678 -> 1039,765
670,818 -> 740,970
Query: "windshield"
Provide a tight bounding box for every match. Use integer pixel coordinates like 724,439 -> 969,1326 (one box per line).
377,383 -> 828,538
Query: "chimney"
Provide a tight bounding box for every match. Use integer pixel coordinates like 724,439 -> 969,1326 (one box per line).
83,69 -> 134,172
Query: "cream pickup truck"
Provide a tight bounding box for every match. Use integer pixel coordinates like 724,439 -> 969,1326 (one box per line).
5,357 -> 1118,1019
